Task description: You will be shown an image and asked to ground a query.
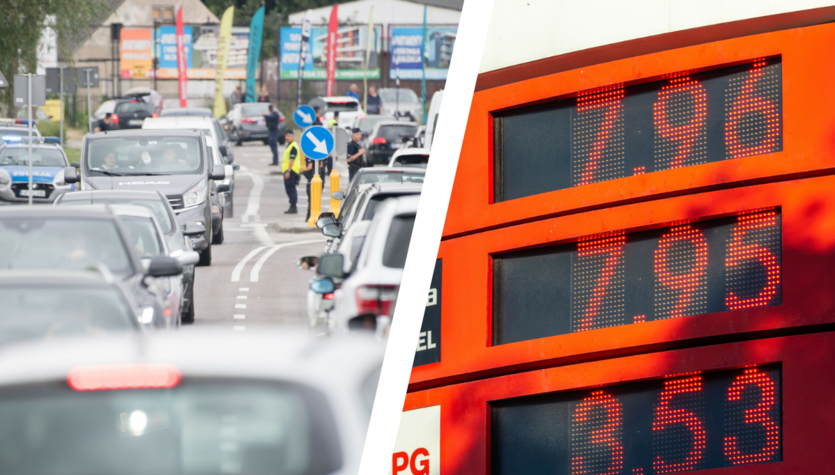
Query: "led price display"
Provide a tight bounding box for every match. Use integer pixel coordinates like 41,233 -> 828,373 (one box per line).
491,365 -> 781,475
494,58 -> 782,202
493,209 -> 781,345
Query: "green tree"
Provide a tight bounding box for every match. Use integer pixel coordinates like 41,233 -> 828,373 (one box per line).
0,0 -> 109,113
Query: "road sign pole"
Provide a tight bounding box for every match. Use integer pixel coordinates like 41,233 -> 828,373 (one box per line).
86,70 -> 92,133
27,74 -> 33,206
59,68 -> 64,147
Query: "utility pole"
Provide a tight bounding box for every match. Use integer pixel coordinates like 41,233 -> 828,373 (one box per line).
27,74 -> 33,206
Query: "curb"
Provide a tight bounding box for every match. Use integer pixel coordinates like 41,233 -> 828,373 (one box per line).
274,223 -> 321,234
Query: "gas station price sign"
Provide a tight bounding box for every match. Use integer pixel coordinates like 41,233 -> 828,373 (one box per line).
493,209 -> 781,345
493,58 -> 782,202
491,365 -> 781,475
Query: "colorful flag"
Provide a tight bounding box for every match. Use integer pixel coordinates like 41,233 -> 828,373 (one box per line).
325,5 -> 339,97
175,7 -> 188,108
364,7 -> 374,111
213,6 -> 234,118
296,10 -> 311,108
245,5 -> 264,103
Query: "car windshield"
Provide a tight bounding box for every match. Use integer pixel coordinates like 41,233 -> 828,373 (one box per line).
382,214 -> 416,268
115,101 -> 153,114
242,104 -> 271,116
0,147 -> 66,167
356,116 -> 395,134
393,153 -> 429,167
0,381 -> 342,475
60,199 -> 174,234
357,172 -> 425,185
326,100 -> 359,112
0,218 -> 133,277
0,286 -> 136,346
86,135 -> 203,176
379,89 -> 419,102
378,125 -> 418,142
119,216 -> 164,258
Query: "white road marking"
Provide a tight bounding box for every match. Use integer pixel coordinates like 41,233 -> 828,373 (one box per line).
239,288 -> 249,292
236,295 -> 247,299
249,239 -> 325,282
239,166 -> 274,246
234,314 -> 245,320
231,246 -> 265,282
233,326 -> 246,332
235,304 -> 246,309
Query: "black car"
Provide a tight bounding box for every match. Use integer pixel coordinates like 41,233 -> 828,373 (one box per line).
0,269 -> 142,346
112,98 -> 155,129
0,205 -> 185,328
55,190 -> 202,324
366,121 -> 419,165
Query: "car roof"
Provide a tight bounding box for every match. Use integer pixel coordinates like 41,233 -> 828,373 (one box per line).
0,143 -> 63,151
108,203 -> 155,219
356,167 -> 426,176
365,182 -> 423,195
391,147 -> 430,159
322,96 -> 359,103
0,204 -> 116,220
85,129 -> 203,139
59,189 -> 166,203
143,116 -> 214,128
160,107 -> 212,117
0,269 -> 116,288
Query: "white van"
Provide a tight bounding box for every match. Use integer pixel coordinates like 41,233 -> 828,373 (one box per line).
425,90 -> 443,150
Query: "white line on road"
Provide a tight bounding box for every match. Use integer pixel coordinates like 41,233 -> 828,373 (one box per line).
239,288 -> 249,291
233,326 -> 246,332
235,304 -> 246,309
231,246 -> 266,282
236,295 -> 247,299
239,166 -> 274,246
249,239 -> 325,282
234,314 -> 245,319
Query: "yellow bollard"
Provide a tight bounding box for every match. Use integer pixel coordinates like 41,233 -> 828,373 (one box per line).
307,173 -> 323,227
329,168 -> 341,217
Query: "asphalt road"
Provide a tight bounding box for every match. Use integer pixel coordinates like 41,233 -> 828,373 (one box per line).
187,142 -> 345,331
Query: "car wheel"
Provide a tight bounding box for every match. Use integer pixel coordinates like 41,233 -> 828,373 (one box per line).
278,136 -> 286,145
235,130 -> 243,146
227,197 -> 234,218
182,299 -> 195,324
212,220 -> 224,244
198,242 -> 212,266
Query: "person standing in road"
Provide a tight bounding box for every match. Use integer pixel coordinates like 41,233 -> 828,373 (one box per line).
229,85 -> 243,109
327,111 -> 339,127
312,106 -> 325,126
282,130 -> 303,214
94,113 -> 113,133
257,85 -> 270,103
263,105 -> 281,166
346,84 -> 360,100
347,127 -> 365,182
366,86 -> 381,115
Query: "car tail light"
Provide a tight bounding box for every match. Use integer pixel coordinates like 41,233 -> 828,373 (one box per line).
68,364 -> 181,391
324,292 -> 335,300
151,113 -> 157,118
372,137 -> 387,145
355,285 -> 398,316
241,117 -> 257,124
112,114 -> 119,126
279,115 -> 286,122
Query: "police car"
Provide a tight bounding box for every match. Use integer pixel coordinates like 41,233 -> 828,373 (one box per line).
0,137 -> 73,204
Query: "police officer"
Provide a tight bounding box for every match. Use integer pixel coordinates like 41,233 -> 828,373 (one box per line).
327,111 -> 339,127
347,127 -> 365,182
312,106 -> 324,126
94,113 -> 113,133
282,130 -> 303,214
263,105 -> 280,166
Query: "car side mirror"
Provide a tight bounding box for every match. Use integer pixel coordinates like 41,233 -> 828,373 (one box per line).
230,134 -> 238,142
217,183 -> 230,193
173,250 -> 200,266
210,164 -> 225,180
310,277 -> 335,294
183,222 -> 206,236
64,166 -> 79,183
71,161 -> 80,168
316,216 -> 335,229
296,255 -> 319,270
218,144 -> 228,156
322,222 -> 343,238
317,254 -> 345,279
146,255 -> 183,277
232,163 -> 240,171
331,191 -> 345,200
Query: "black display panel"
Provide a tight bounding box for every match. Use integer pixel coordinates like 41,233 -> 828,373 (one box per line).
494,58 -> 782,202
491,365 -> 782,475
492,209 -> 781,345
414,259 -> 442,367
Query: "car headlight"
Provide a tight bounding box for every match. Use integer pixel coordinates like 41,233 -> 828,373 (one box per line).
182,183 -> 206,208
139,307 -> 155,324
0,169 -> 10,186
52,169 -> 65,186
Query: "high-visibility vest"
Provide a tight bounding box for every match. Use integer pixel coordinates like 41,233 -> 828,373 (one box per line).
282,141 -> 303,174
327,118 -> 338,127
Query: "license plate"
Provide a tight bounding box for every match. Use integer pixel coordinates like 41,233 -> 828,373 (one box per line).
129,119 -> 143,126
19,189 -> 45,197
391,143 -> 404,149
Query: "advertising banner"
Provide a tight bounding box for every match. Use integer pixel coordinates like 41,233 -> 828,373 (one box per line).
120,29 -> 152,79
213,6 -> 234,118
280,25 -> 382,80
325,5 -> 339,96
389,26 -> 457,80
175,7 -> 188,107
245,6 -> 265,103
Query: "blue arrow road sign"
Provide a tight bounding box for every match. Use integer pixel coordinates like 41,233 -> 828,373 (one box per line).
293,105 -> 315,128
300,126 -> 334,161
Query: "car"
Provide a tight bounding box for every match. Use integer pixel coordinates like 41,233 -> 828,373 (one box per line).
0,330 -> 383,475
62,129 -> 226,267
111,97 -> 156,129
92,100 -> 117,122
0,205 -> 187,328
343,167 -> 426,191
310,96 -> 366,128
388,147 -> 430,168
0,124 -> 43,144
222,102 -> 285,146
365,121 -> 419,165
352,114 -> 396,144
377,87 -> 423,123
206,134 -> 238,221
0,142 -> 73,203
205,135 -> 231,243
160,107 -> 213,117
109,204 -> 200,327
0,269 -> 142,346
54,189 -> 203,324
319,195 -> 419,334
142,115 -> 235,164
425,90 -> 443,149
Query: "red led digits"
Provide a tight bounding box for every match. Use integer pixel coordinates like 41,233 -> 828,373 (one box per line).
653,375 -> 707,474
725,210 -> 781,310
575,234 -> 626,332
571,391 -> 624,475
724,368 -> 780,464
654,77 -> 707,169
725,60 -> 781,159
575,90 -> 625,186
654,225 -> 708,320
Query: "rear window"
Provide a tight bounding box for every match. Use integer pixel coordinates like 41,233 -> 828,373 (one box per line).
362,193 -> 419,221
356,116 -> 395,134
242,104 -> 271,116
378,125 -> 417,142
326,101 -> 359,112
59,199 -> 174,235
357,172 -> 425,185
0,380 -> 343,475
119,216 -> 164,258
382,214 -> 416,268
379,89 -> 419,102
393,153 -> 429,167
115,101 -> 153,114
